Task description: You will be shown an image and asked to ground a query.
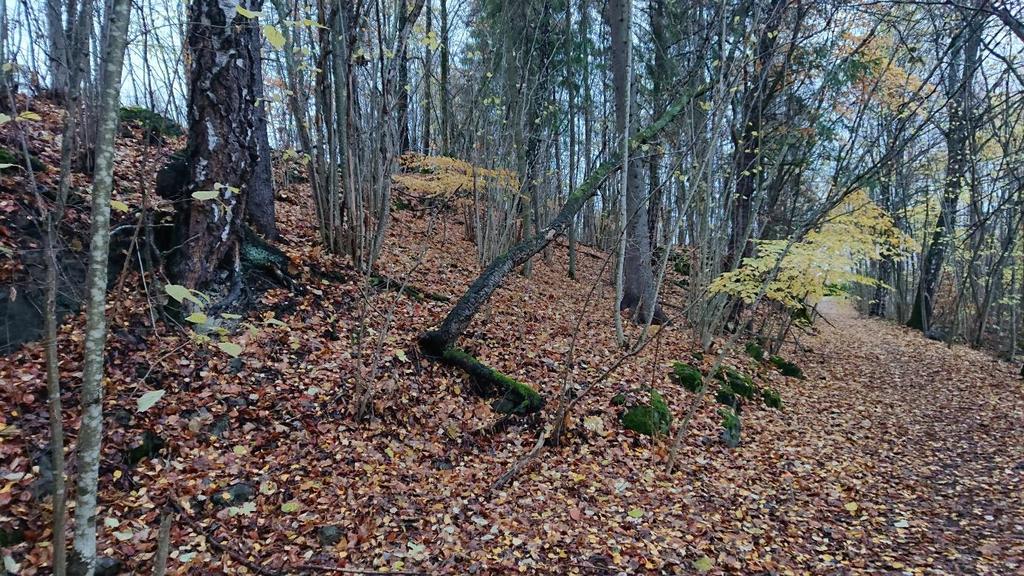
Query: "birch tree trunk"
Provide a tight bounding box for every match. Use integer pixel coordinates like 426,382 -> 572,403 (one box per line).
71,0 -> 130,572
169,0 -> 265,292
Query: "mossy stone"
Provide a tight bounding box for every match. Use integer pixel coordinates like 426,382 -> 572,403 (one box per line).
762,387 -> 782,409
670,362 -> 703,393
620,389 -> 672,437
716,366 -> 757,399
719,407 -> 742,448
745,341 -> 765,361
770,355 -> 803,378
120,106 -> 183,137
0,147 -> 46,172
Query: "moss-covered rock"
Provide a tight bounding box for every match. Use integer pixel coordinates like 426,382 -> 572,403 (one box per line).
770,355 -> 803,378
620,389 -> 672,436
719,407 -> 742,448
745,341 -> 765,361
761,387 -> 782,409
670,362 -> 704,393
0,146 -> 46,172
714,386 -> 737,408
716,366 -> 757,399
120,106 -> 183,139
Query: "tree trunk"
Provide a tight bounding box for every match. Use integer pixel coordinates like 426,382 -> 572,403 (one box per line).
396,0 -> 411,153
421,0 -> 432,154
908,11 -> 983,331
45,0 -> 69,98
169,0 -> 265,293
606,0 -> 663,324
439,0 -> 450,155
247,56 -> 277,240
70,0 -> 130,572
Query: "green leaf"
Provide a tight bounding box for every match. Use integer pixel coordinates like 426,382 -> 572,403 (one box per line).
111,200 -> 130,212
280,501 -> 300,513
693,556 -> 714,573
185,312 -> 208,324
228,501 -> 257,517
263,24 -> 286,49
0,163 -> 17,170
627,508 -> 644,519
235,5 -> 262,18
221,313 -> 243,320
137,389 -> 165,413
217,341 -> 243,357
112,530 -> 134,541
191,190 -> 219,201
164,283 -> 193,303
18,111 -> 41,121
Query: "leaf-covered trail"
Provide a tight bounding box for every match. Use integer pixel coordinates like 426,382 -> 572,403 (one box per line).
774,298 -> 1024,573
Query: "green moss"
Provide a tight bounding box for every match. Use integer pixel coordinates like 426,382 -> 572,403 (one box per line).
491,378 -> 544,415
611,393 -> 627,406
770,355 -> 803,378
745,341 -> 765,361
719,407 -> 742,448
716,366 -> 757,399
714,386 -> 737,407
0,147 -> 46,172
120,106 -> 183,137
440,346 -> 544,415
670,362 -> 704,393
761,387 -> 782,409
620,389 -> 672,437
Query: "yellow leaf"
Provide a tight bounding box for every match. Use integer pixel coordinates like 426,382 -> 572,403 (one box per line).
18,111 -> 41,121
235,5 -> 261,18
263,24 -> 286,49
110,200 -> 130,212
844,502 -> 859,513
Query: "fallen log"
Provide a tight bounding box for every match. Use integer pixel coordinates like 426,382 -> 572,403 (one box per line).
419,84 -> 710,410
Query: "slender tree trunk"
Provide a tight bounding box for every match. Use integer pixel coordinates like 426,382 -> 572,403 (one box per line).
396,0 -> 411,153
46,0 -> 69,98
421,0 -> 432,154
439,0 -> 450,155
71,0 -> 130,572
247,55 -> 277,239
908,8 -> 982,330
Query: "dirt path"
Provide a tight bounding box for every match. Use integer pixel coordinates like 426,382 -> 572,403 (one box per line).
766,298 -> 1024,573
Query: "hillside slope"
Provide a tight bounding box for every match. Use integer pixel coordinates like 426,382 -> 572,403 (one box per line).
1,131 -> 1022,574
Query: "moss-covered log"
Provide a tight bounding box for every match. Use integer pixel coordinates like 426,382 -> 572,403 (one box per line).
437,347 -> 544,415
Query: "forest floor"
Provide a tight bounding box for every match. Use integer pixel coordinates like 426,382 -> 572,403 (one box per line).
1,108 -> 1023,575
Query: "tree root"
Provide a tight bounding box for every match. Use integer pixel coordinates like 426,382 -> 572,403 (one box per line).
420,333 -> 544,416
369,274 -> 450,302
